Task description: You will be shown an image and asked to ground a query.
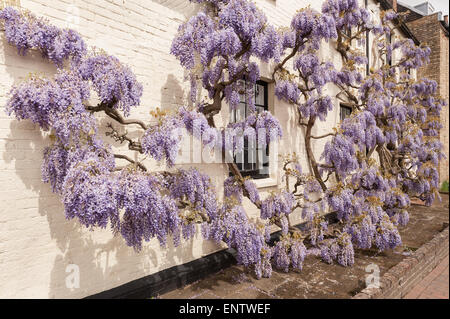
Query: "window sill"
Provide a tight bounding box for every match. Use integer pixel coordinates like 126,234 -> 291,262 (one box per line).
253,177 -> 278,189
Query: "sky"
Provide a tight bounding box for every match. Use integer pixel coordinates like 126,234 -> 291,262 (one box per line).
399,0 -> 449,16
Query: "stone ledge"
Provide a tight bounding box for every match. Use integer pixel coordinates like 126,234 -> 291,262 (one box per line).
353,226 -> 449,299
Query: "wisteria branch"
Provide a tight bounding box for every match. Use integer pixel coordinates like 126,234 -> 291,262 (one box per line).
105,123 -> 143,153
113,154 -> 147,172
86,100 -> 148,130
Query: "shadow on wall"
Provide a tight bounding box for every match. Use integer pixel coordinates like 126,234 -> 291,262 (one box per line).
160,74 -> 186,113
97,73 -> 188,168
1,38 -> 204,298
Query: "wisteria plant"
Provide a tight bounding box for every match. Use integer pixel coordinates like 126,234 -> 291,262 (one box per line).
0,0 -> 446,278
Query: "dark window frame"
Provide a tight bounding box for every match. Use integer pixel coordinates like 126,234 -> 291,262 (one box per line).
339,103 -> 353,122
230,80 -> 270,180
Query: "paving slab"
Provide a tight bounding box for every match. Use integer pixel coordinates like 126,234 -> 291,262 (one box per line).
160,194 -> 449,299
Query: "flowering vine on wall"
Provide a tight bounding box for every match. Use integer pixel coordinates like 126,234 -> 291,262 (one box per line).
0,0 -> 446,279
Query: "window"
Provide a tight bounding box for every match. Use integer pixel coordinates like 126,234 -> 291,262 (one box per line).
230,80 -> 269,179
340,103 -> 371,155
340,103 -> 352,122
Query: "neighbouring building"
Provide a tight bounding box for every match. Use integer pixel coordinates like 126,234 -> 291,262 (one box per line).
397,0 -> 450,186
0,0 -> 422,298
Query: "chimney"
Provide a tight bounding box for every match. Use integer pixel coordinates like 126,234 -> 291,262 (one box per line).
445,15 -> 449,26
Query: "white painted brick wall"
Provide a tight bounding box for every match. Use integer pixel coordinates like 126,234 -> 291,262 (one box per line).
0,0 -> 394,298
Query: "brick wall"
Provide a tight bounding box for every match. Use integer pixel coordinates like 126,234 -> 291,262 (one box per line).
354,227 -> 449,299
439,27 -> 449,184
407,13 -> 450,185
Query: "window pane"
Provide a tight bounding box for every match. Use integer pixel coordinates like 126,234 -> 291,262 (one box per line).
255,83 -> 265,106
340,105 -> 352,122
247,137 -> 256,170
238,79 -> 246,103
236,102 -> 246,122
244,149 -> 255,171
258,147 -> 269,175
255,105 -> 264,114
230,80 -> 269,179
235,149 -> 244,170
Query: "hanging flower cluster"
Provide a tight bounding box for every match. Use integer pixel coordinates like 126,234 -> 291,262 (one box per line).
78,52 -> 143,116
0,7 -> 86,66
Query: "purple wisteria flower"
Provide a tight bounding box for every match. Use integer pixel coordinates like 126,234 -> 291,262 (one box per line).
78,52 -> 143,116
0,7 -> 86,66
141,116 -> 183,167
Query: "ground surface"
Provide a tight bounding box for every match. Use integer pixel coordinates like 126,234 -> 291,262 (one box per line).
404,255 -> 449,299
160,194 -> 449,299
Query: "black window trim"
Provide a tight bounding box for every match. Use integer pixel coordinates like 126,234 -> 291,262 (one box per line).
230,79 -> 270,180
339,102 -> 353,123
